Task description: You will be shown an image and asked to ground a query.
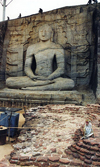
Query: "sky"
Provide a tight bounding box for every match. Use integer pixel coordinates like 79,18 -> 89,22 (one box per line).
0,0 -> 100,22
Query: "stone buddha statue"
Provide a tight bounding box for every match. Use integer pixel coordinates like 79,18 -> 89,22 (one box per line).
6,24 -> 75,91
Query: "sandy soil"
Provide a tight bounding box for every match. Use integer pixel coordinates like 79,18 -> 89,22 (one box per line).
0,110 -> 25,160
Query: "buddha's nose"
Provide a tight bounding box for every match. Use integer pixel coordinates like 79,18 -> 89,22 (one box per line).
42,31 -> 45,36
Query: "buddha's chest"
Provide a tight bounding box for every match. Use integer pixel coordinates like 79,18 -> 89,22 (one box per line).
35,50 -> 55,67
35,50 -> 55,76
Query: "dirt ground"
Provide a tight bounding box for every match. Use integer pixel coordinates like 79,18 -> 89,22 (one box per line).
0,110 -> 25,161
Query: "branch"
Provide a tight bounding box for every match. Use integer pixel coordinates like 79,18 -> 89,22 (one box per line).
6,0 -> 13,7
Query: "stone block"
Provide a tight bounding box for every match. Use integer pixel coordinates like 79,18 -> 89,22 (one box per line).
85,155 -> 91,160
62,155 -> 68,158
70,146 -> 77,152
75,145 -> 81,151
12,156 -> 19,160
20,161 -> 34,166
37,156 -> 48,162
50,148 -> 56,153
72,144 -> 76,148
33,161 -> 41,167
48,156 -> 59,162
82,164 -> 91,167
83,139 -> 91,145
90,146 -> 99,151
77,141 -> 83,147
64,150 -> 72,155
79,152 -> 85,156
92,156 -> 100,161
84,159 -> 92,164
41,162 -> 49,167
30,157 -> 36,161
92,161 -> 100,166
72,153 -> 80,158
96,152 -> 100,157
19,156 -> 29,161
59,158 -> 70,164
80,148 -> 90,154
90,141 -> 98,146
80,155 -> 85,161
49,163 -> 60,167
10,159 -> 19,164
70,159 -> 82,166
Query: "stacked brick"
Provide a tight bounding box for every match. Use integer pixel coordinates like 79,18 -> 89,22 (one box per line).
65,138 -> 100,166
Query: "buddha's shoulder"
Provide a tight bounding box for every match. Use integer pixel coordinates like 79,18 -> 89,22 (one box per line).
50,42 -> 63,49
27,43 -> 40,55
27,43 -> 39,50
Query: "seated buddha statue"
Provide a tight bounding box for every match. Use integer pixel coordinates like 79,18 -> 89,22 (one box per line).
6,24 -> 75,91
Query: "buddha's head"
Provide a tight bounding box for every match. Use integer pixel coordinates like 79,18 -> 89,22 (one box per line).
39,24 -> 52,41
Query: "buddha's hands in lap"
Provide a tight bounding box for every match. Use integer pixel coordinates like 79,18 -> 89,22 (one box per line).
31,75 -> 50,81
21,75 -> 55,89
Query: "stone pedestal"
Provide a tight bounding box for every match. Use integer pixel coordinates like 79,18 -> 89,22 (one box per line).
0,88 -> 82,107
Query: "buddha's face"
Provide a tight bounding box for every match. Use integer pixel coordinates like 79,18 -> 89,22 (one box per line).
39,25 -> 52,41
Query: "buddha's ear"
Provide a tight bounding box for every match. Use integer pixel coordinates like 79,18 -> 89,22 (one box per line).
38,38 -> 40,42
50,31 -> 53,42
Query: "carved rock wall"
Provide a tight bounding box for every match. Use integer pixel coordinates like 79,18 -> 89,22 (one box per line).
1,4 -> 100,91
0,21 -> 7,88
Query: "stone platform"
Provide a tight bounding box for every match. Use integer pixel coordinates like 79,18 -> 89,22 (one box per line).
0,88 -> 83,107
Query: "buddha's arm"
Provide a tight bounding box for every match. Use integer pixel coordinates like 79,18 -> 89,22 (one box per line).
48,49 -> 65,80
25,56 -> 34,79
25,55 -> 47,81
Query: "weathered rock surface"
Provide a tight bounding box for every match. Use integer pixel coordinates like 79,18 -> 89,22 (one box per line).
1,4 -> 100,104
4,4 -> 95,87
0,3 -> 100,97
0,21 -> 7,88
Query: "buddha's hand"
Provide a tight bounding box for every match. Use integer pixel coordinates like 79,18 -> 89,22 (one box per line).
31,75 -> 48,81
30,75 -> 39,80
47,76 -> 54,80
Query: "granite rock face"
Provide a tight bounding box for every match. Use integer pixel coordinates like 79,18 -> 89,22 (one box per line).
0,21 -> 7,88
1,4 -> 98,87
0,3 -> 100,103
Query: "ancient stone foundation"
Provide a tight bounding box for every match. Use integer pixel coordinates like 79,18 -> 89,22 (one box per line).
6,104 -> 100,167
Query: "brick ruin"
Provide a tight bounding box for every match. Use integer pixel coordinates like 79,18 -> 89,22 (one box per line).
5,104 -> 100,167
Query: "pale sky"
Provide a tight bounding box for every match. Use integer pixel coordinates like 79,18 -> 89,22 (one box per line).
0,0 -> 100,21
